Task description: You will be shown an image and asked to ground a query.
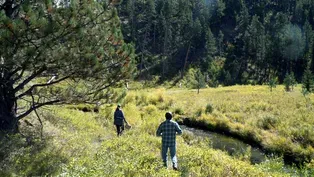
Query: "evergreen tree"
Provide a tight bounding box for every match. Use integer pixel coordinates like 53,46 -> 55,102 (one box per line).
283,73 -> 297,91
115,0 -> 314,86
225,0 -> 250,83
279,23 -> 305,73
203,28 -> 217,71
0,0 -> 135,132
304,20 -> 314,64
217,30 -> 224,56
245,15 -> 266,83
302,65 -> 314,93
195,69 -> 206,94
268,76 -> 278,92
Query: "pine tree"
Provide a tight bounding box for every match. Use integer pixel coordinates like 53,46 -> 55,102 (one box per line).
203,28 -> 217,71
283,72 -> 297,91
304,20 -> 314,65
217,30 -> 224,56
302,65 -> 314,93
268,76 -> 278,92
245,15 -> 266,83
279,23 -> 305,73
196,69 -> 206,94
0,0 -> 135,132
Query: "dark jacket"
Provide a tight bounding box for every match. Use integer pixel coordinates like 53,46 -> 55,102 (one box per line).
114,109 -> 125,126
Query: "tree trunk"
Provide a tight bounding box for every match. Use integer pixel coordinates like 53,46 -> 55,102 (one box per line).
182,42 -> 191,78
0,78 -> 18,133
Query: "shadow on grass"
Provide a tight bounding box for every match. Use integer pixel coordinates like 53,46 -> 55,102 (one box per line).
0,131 -> 68,176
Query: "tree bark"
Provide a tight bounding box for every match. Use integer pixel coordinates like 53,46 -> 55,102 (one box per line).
182,42 -> 191,78
0,77 -> 18,133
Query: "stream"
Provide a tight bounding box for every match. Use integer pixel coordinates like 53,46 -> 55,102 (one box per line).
181,125 -> 306,175
181,125 -> 266,164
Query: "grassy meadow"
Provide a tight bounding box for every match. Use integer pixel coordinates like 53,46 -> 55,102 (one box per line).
168,85 -> 314,165
1,84 -> 314,176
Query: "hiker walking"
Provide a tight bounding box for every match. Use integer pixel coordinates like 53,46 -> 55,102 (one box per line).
156,112 -> 182,170
114,104 -> 128,136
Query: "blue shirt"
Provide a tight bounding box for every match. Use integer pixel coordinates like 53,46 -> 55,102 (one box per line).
156,120 -> 182,147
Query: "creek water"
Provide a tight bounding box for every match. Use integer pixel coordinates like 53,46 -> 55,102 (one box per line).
181,125 -> 266,164
181,125 -> 307,176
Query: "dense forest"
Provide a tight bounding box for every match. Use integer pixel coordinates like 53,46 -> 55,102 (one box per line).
117,0 -> 314,86
1,1 -> 314,176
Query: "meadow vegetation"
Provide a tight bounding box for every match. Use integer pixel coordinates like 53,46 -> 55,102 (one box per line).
169,85 -> 314,166
1,85 -> 314,176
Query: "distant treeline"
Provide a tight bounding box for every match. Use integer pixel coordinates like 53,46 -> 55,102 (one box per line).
117,0 -> 314,85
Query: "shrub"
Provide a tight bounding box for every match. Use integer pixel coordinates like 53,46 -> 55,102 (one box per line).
174,107 -> 185,115
205,103 -> 214,114
116,89 -> 128,103
268,76 -> 278,92
136,93 -> 148,106
195,69 -> 206,90
143,105 -> 158,114
283,72 -> 296,91
291,125 -> 314,147
149,94 -> 164,105
257,116 -> 280,130
195,108 -> 203,117
302,66 -> 314,93
124,93 -> 136,104
182,131 -> 195,144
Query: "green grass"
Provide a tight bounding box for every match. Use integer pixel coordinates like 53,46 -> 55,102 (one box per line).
168,85 -> 314,165
1,85 -> 314,176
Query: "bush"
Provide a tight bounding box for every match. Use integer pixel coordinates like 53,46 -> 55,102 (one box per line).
136,93 -> 148,106
116,89 -> 128,103
181,68 -> 206,89
195,69 -> 206,89
268,76 -> 278,92
205,103 -> 214,114
257,116 -> 280,130
283,72 -> 296,91
174,107 -> 185,115
302,66 -> 314,93
149,94 -> 164,105
195,108 -> 203,117
124,93 -> 136,104
143,105 -> 158,114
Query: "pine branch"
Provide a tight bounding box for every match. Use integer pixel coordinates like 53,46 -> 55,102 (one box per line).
16,75 -> 71,99
13,65 -> 47,93
17,99 -> 61,120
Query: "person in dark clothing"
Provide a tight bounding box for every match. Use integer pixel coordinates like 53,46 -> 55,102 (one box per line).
114,104 -> 128,136
156,112 -> 182,170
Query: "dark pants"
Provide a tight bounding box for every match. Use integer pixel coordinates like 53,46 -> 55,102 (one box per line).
115,124 -> 124,136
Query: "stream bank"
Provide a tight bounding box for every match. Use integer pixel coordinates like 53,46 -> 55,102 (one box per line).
181,125 -> 266,164
177,117 -> 311,166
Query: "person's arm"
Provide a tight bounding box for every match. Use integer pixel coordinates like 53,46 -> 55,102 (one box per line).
114,111 -> 117,119
175,123 -> 183,135
120,110 -> 128,124
156,123 -> 163,136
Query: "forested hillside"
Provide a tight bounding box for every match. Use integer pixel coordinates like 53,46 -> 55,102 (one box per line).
1,1 -> 314,176
117,0 -> 314,85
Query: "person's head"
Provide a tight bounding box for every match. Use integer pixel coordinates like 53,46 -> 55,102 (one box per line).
116,104 -> 121,111
165,112 -> 173,120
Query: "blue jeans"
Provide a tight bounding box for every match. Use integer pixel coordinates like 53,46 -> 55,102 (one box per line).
161,145 -> 177,167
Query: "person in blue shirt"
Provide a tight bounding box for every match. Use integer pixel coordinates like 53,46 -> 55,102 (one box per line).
156,112 -> 182,170
114,104 -> 128,136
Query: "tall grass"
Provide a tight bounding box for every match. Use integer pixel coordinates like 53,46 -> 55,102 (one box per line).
1,85 -> 313,176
